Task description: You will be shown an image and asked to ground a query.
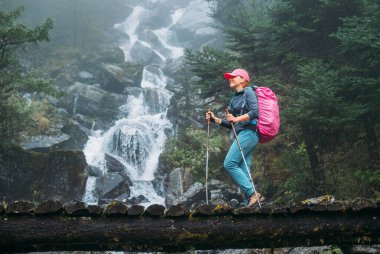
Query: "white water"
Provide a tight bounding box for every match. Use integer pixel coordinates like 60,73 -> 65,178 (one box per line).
83,3 -> 182,206
82,0 -> 216,207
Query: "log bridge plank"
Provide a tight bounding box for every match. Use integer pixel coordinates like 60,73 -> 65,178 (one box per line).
0,199 -> 379,252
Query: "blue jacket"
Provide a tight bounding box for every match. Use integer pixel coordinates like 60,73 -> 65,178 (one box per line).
220,87 -> 259,134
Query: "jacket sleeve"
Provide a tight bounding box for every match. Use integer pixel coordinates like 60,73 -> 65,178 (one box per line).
220,119 -> 232,129
245,88 -> 259,120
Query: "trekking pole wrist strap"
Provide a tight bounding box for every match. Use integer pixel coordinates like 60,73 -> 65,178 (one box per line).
211,117 -> 222,125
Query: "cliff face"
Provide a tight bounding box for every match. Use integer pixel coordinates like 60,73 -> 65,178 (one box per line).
0,146 -> 87,203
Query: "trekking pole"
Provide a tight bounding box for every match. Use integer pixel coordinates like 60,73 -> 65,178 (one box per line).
205,109 -> 211,205
225,108 -> 262,208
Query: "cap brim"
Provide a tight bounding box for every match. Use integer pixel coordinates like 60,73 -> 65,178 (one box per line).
224,73 -> 236,79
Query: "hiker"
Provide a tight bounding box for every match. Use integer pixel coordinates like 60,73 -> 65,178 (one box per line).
205,68 -> 265,208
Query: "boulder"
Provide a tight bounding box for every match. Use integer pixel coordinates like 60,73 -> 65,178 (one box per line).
22,134 -> 70,153
58,82 -> 127,130
165,167 -> 193,207
100,62 -> 143,93
0,146 -> 87,203
105,153 -> 125,173
104,153 -> 133,186
130,41 -> 164,66
95,172 -> 131,199
85,165 -> 103,177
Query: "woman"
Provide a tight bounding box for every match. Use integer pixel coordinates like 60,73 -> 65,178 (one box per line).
206,68 -> 265,207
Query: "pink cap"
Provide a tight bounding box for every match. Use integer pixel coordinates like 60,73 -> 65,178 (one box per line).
224,69 -> 250,82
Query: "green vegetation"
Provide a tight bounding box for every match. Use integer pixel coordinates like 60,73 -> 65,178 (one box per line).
0,0 -> 126,149
0,7 -> 58,148
1,0 -> 379,204
163,128 -> 228,183
163,0 -> 380,204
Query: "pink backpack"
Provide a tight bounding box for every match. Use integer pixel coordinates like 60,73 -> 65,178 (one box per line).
254,86 -> 280,143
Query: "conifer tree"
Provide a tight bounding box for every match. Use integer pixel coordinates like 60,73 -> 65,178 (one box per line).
0,7 -> 55,147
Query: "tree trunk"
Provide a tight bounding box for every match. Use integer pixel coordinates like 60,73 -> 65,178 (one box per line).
0,203 -> 379,253
303,128 -> 324,192
364,113 -> 379,164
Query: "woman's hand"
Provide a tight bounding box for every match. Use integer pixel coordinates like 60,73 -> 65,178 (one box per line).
206,110 -> 222,124
226,113 -> 238,123
205,110 -> 215,121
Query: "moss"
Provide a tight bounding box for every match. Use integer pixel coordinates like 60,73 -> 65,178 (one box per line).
356,236 -> 372,244
177,230 -> 208,242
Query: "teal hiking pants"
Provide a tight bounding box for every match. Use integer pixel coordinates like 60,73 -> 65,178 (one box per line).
224,129 -> 259,203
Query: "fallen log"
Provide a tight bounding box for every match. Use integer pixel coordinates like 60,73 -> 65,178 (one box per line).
0,200 -> 379,252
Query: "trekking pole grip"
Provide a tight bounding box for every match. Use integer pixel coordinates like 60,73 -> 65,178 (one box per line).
207,109 -> 211,124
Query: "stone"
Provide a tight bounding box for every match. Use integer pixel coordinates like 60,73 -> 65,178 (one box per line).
144,204 -> 165,217
87,204 -> 104,216
104,200 -> 128,216
95,172 -> 131,199
165,204 -> 190,217
0,146 -> 87,203
100,62 -> 143,93
191,204 -> 213,217
65,201 -> 89,216
35,200 -> 64,216
127,204 -> 145,216
6,201 -> 35,215
86,165 -> 103,177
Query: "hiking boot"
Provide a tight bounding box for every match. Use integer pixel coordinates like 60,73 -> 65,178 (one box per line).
247,192 -> 265,208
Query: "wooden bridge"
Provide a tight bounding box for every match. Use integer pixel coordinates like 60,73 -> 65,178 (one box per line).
0,199 -> 379,252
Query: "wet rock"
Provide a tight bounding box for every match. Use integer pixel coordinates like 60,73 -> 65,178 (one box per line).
86,165 -> 103,177
105,153 -> 126,176
178,181 -> 204,206
22,134 -> 70,153
127,204 -> 145,216
191,204 -> 213,217
35,200 -> 64,216
233,207 -> 256,216
100,62 -> 143,93
6,201 -> 35,215
87,204 -> 104,216
126,195 -> 149,205
213,204 -> 233,215
95,172 -> 131,199
57,119 -> 89,150
130,41 -> 164,66
144,204 -> 165,217
43,150 -> 87,202
65,201 -> 89,216
143,88 -> 172,115
140,30 -> 172,58
0,146 -> 87,203
58,82 -> 127,130
165,204 -> 190,217
104,200 -> 128,216
165,167 -> 193,207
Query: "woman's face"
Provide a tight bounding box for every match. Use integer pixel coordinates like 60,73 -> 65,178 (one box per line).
229,76 -> 245,90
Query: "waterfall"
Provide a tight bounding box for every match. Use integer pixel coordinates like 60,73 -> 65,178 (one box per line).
72,89 -> 79,116
82,0 -> 217,206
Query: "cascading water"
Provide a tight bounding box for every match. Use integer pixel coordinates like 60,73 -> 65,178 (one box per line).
82,0 -> 217,206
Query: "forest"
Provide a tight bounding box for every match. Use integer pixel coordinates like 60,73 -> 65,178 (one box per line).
162,0 -> 380,204
0,0 -> 379,206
